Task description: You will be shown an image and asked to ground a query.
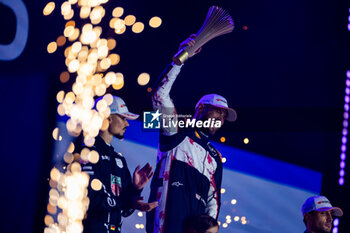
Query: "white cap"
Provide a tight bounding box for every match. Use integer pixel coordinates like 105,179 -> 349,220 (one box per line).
97,96 -> 139,120
195,94 -> 237,122
302,196 -> 343,217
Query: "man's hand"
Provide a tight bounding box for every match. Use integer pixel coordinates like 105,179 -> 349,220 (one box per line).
132,196 -> 158,212
133,163 -> 154,190
178,34 -> 202,57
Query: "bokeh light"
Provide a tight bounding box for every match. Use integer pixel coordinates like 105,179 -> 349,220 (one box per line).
57,35 -> 67,47
91,178 -> 102,191
64,26 -> 75,37
109,54 -> 120,65
137,73 -> 150,86
47,42 -> 58,53
57,91 -> 65,103
149,16 -> 162,28
125,15 -> 136,26
112,7 -> 124,18
43,2 -> 55,16
45,2 -> 163,232
243,138 -> 249,144
52,128 -> 59,140
65,20 -> 75,28
132,22 -> 145,33
60,71 -> 70,83
107,39 -> 117,50
88,150 -> 99,163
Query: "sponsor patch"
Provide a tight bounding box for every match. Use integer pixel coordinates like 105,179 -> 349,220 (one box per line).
83,171 -> 94,175
101,155 -> 110,160
171,181 -> 184,187
111,175 -> 122,196
115,158 -> 123,168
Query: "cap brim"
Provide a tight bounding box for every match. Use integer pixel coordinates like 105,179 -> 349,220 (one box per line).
117,112 -> 139,120
226,107 -> 237,122
213,105 -> 237,122
331,207 -> 343,217
316,207 -> 343,217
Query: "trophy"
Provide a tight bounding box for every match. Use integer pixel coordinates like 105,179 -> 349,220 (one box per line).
172,6 -> 234,65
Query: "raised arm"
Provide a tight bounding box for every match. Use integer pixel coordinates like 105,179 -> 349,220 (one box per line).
152,63 -> 182,136
152,35 -> 201,136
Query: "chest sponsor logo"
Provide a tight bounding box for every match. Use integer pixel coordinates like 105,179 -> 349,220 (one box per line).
111,174 -> 122,196
107,197 -> 116,207
171,181 -> 184,187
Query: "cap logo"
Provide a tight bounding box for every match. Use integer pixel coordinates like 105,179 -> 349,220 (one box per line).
120,104 -> 124,108
318,201 -> 329,204
216,98 -> 227,104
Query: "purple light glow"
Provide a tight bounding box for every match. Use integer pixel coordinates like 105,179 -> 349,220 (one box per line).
342,128 -> 348,136
338,35 -> 349,189
342,136 -> 347,144
333,227 -> 338,233
341,145 -> 346,152
340,161 -> 346,169
334,218 -> 339,227
348,23 -> 350,31
343,120 -> 348,128
341,153 -> 346,160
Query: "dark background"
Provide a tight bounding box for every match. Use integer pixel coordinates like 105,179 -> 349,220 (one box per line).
0,0 -> 349,232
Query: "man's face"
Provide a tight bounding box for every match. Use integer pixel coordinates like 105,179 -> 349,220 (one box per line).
201,105 -> 227,135
306,210 -> 333,233
108,114 -> 129,139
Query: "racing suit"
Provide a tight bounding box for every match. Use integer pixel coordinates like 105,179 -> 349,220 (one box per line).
81,136 -> 141,233
146,63 -> 223,233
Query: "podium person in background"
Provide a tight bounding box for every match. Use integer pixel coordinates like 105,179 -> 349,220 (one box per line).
302,195 -> 343,233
